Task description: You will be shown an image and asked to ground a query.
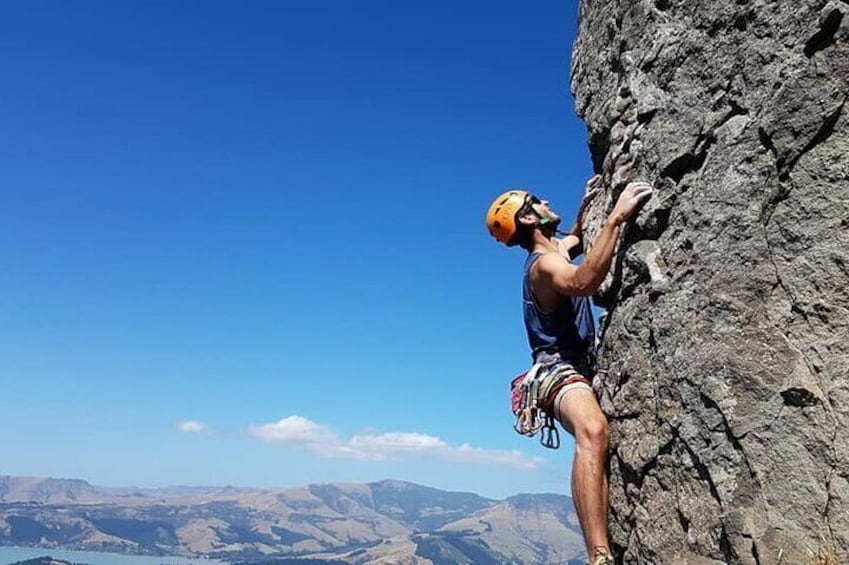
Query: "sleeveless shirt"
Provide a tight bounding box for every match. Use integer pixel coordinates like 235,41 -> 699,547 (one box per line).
523,252 -> 596,372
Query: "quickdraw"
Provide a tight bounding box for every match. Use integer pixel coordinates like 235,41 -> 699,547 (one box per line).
511,361 -> 590,450
512,362 -> 547,437
511,361 -> 561,449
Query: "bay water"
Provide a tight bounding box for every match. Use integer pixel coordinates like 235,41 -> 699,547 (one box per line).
0,546 -> 226,565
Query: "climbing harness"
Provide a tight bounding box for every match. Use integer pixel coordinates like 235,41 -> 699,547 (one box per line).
511,363 -> 546,436
510,359 -> 591,450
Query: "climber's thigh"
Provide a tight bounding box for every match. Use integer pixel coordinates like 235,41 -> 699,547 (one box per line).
554,387 -> 605,438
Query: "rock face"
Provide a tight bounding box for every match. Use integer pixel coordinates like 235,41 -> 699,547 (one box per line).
571,1 -> 848,563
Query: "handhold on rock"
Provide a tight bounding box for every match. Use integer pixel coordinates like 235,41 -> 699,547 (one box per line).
625,240 -> 672,293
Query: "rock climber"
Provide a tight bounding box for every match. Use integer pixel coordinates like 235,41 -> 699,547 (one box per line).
485,177 -> 652,565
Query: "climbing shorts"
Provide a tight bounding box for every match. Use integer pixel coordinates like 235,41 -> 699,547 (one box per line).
551,374 -> 593,413
533,362 -> 592,414
511,361 -> 592,436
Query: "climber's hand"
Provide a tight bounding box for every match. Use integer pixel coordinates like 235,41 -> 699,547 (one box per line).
610,181 -> 652,225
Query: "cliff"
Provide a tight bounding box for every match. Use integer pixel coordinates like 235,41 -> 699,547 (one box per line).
571,0 -> 848,563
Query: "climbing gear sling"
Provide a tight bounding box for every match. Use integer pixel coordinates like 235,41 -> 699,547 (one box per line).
510,359 -> 591,449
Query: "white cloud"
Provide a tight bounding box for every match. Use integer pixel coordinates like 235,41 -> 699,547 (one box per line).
249,415 -> 337,444
350,432 -> 447,451
177,420 -> 209,433
444,443 -> 546,470
248,415 -> 545,470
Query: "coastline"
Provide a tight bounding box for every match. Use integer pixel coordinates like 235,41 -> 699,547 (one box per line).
0,545 -> 224,565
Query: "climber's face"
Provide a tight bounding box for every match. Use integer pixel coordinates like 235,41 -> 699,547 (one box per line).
525,195 -> 561,230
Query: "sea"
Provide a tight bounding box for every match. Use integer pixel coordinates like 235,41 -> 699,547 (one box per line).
0,546 -> 226,565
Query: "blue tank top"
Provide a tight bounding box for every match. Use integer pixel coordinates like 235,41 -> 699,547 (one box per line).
523,252 -> 596,371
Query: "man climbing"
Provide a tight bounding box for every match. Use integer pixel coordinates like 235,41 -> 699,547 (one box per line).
486,177 -> 652,565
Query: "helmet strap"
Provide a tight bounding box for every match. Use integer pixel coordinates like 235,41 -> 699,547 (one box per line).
533,212 -> 555,230
521,199 -> 556,234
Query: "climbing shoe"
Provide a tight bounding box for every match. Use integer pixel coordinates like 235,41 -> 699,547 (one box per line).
590,547 -> 615,565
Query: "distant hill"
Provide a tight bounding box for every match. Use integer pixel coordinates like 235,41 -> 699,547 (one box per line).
0,477 -> 105,505
7,557 -> 80,565
0,475 -> 585,564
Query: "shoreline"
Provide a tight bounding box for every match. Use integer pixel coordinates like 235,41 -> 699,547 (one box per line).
0,545 -> 225,565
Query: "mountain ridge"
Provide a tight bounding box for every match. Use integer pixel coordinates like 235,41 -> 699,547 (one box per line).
0,475 -> 585,564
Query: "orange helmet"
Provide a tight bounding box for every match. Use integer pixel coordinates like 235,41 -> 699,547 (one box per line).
486,190 -> 529,245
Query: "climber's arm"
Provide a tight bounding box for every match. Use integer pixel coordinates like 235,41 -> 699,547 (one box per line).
541,180 -> 654,296
561,175 -> 603,259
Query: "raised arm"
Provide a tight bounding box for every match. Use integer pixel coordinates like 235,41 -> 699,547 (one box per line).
558,175 -> 603,259
539,181 -> 653,296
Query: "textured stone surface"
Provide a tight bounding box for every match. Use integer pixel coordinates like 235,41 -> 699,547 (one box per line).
571,1 -> 849,563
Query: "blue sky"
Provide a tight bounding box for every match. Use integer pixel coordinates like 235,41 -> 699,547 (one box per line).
1,1 -> 595,499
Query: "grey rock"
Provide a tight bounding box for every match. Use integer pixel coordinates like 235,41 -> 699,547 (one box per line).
571,0 -> 848,563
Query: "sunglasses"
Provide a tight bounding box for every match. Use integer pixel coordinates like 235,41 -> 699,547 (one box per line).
521,194 -> 542,214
